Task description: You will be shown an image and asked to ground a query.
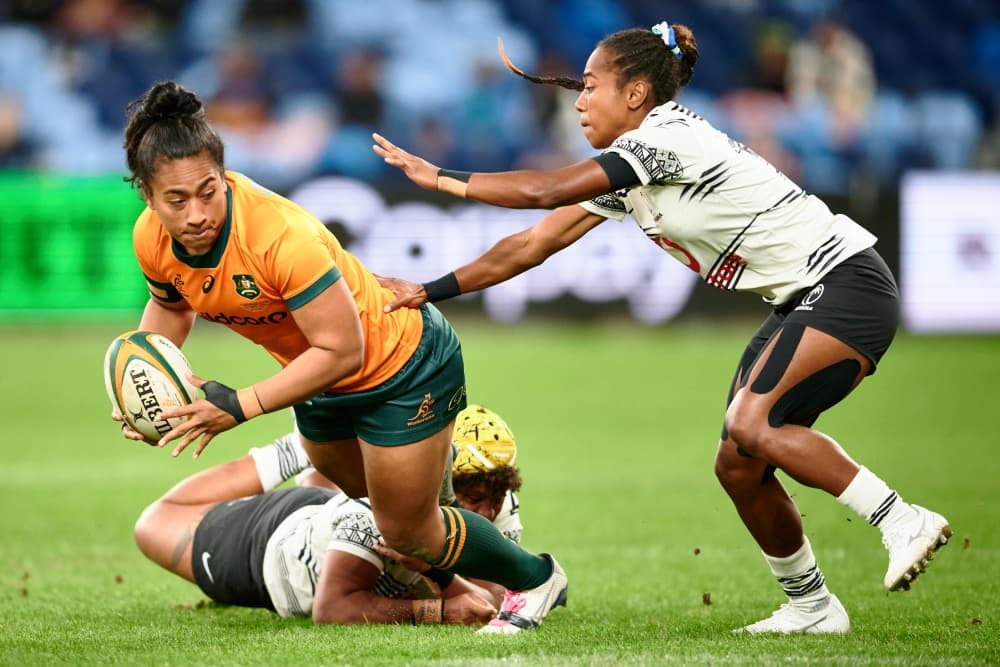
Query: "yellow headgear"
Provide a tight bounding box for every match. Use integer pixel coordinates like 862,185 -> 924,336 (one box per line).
451,404 -> 517,474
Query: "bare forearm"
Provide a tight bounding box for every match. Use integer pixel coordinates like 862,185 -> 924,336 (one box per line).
464,166 -> 609,210
252,346 -> 362,413
138,299 -> 196,347
450,207 -> 605,294
373,133 -> 610,209
158,455 -> 264,505
314,593 -> 443,625
453,232 -> 545,293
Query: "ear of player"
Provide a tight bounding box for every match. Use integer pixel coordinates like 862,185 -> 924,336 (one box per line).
104,331 -> 197,444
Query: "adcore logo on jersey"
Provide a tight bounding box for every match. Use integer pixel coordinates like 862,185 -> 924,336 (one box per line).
198,311 -> 289,325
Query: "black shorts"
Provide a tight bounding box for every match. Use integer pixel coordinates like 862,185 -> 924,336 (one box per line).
776,246 -> 899,367
728,247 -> 899,403
191,487 -> 337,610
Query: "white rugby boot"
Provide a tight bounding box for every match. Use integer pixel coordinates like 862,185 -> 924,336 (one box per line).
882,504 -> 951,591
477,554 -> 567,634
734,594 -> 850,634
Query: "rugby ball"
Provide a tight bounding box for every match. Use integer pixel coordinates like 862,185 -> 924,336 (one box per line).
104,331 -> 198,443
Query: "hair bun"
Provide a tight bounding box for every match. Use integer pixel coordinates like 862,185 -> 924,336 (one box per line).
143,81 -> 203,122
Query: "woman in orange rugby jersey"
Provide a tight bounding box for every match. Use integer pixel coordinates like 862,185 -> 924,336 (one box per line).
117,81 -> 566,635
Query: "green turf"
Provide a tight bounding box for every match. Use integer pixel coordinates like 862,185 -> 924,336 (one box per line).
0,318 -> 997,666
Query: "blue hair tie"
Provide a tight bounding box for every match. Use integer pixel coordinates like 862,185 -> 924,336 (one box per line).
651,21 -> 684,61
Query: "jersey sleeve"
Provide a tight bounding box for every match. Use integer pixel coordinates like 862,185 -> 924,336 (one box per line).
492,492 -> 523,544
604,126 -> 685,186
132,213 -> 184,304
259,209 -> 343,310
326,508 -> 384,571
143,274 -> 184,304
580,191 -> 628,221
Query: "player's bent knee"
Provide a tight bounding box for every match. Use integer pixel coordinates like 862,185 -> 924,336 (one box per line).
714,445 -> 764,493
724,390 -> 771,455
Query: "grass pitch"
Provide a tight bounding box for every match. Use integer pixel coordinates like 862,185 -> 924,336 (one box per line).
0,317 -> 996,666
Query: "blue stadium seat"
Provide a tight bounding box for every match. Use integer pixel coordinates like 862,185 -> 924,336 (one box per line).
912,90 -> 983,169
858,90 -> 917,181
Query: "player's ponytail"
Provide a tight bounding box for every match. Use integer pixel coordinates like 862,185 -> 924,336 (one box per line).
669,24 -> 699,87
123,81 -> 225,189
498,24 -> 698,106
497,38 -> 584,92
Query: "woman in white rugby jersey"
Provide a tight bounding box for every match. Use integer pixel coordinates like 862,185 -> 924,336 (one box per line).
134,405 -> 523,621
371,21 -> 951,634
133,436 -> 497,625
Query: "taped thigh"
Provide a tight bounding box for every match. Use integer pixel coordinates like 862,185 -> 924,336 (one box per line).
732,320 -> 858,453
768,358 -> 861,427
720,313 -> 783,442
750,321 -> 806,395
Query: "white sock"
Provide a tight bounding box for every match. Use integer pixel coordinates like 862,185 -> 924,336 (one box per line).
249,432 -> 313,492
763,536 -> 830,606
836,466 -> 914,531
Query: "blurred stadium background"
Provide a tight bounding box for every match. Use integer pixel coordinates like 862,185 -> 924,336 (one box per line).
1,0 -> 999,331
2,3 -> 999,664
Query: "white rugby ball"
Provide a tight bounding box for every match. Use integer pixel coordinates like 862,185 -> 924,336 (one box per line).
104,331 -> 197,443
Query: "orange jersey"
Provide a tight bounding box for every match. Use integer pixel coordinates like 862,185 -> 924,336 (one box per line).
133,171 -> 423,393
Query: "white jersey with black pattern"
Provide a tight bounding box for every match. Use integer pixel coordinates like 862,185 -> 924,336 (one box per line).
580,101 -> 877,305
492,491 -> 522,544
261,494 -> 424,618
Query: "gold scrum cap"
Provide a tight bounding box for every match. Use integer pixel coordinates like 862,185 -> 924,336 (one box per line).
452,404 -> 517,474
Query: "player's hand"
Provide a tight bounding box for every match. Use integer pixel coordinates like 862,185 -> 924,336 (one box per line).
158,374 -> 239,459
372,133 -> 439,191
373,540 -> 430,573
111,407 -> 148,444
444,592 -> 498,626
376,275 -> 428,313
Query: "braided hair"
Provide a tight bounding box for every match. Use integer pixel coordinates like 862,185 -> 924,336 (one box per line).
123,81 -> 225,189
499,23 -> 698,105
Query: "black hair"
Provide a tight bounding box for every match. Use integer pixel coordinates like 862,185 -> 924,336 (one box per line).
123,81 -> 225,189
500,24 -> 699,105
453,465 -> 523,510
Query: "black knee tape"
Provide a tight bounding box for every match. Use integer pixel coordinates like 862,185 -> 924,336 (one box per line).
750,322 -> 805,395
768,358 -> 861,427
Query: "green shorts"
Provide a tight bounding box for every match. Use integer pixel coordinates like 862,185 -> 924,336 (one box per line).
293,304 -> 467,446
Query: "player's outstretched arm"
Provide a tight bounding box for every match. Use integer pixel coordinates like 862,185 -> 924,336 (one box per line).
134,454 -> 267,583
312,550 -> 496,625
373,133 -> 613,209
382,205 -> 606,312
